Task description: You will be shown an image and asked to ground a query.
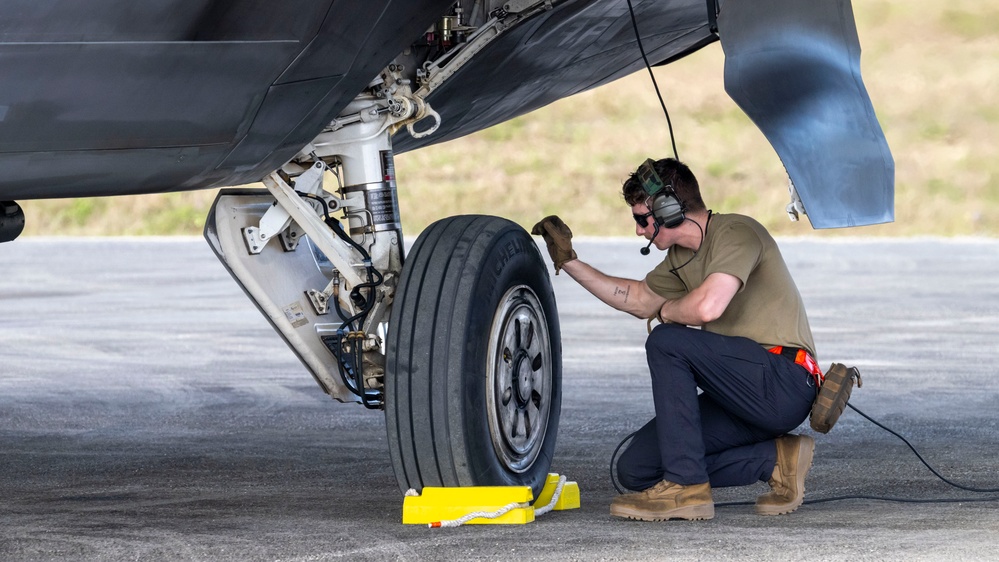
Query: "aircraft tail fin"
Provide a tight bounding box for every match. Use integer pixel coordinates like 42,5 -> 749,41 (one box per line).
719,0 -> 894,229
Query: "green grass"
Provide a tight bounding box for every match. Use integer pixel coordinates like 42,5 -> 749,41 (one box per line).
19,0 -> 999,238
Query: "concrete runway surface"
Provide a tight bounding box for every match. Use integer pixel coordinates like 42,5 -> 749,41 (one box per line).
2,236 -> 998,561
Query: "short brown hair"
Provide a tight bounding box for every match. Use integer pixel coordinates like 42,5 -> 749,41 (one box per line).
622,158 -> 706,212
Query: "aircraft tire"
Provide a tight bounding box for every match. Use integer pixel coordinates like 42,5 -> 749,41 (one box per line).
385,215 -> 561,498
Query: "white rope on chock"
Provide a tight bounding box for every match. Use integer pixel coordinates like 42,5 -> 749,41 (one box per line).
533,475 -> 567,517
429,500 -> 529,528
428,475 -> 568,528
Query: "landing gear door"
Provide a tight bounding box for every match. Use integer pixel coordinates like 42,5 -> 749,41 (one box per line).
204,188 -> 357,403
718,0 -> 894,229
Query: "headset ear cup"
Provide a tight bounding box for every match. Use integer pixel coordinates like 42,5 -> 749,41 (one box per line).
651,191 -> 685,228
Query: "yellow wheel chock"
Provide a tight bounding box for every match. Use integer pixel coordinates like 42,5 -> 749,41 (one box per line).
402,473 -> 580,527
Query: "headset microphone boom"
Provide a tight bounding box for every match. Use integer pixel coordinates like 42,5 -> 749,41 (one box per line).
640,222 -> 659,255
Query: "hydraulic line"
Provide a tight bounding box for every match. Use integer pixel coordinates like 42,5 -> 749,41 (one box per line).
296,190 -> 385,408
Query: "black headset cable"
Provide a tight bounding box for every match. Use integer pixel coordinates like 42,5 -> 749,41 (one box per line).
626,0 -> 679,161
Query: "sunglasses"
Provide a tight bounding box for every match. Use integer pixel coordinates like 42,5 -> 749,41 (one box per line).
633,211 -> 655,228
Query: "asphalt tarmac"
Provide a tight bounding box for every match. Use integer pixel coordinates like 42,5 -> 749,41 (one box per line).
2,236 -> 999,561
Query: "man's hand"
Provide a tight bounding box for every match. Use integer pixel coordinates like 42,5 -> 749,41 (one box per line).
531,215 -> 577,274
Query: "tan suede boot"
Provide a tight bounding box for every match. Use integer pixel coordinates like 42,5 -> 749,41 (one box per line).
610,480 -> 714,521
756,434 -> 815,516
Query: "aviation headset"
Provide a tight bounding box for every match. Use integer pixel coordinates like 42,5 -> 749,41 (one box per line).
637,158 -> 685,229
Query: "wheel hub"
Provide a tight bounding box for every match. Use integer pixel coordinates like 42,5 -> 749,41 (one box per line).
486,285 -> 551,474
513,350 -> 534,407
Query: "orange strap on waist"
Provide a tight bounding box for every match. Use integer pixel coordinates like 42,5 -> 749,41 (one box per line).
768,345 -> 824,386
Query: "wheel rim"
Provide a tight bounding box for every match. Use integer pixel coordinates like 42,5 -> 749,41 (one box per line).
486,285 -> 552,474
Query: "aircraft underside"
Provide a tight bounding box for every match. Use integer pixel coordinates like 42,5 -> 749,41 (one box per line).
1,0 -> 893,498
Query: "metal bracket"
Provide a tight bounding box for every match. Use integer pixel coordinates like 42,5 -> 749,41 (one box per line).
786,176 -> 806,222
280,226 -> 302,252
242,161 -> 329,255
261,171 -> 365,289
306,288 -> 331,315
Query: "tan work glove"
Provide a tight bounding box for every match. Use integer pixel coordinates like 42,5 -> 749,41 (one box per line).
531,215 -> 577,274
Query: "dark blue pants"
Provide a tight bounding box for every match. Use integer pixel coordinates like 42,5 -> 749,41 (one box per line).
617,323 -> 816,490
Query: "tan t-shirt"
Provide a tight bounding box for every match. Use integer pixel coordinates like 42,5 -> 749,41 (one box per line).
645,213 -> 817,359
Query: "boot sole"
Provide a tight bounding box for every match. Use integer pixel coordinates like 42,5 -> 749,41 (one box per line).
610,503 -> 715,521
755,436 -> 814,516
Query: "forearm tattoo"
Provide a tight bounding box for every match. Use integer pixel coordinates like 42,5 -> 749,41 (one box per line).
614,285 -> 630,303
